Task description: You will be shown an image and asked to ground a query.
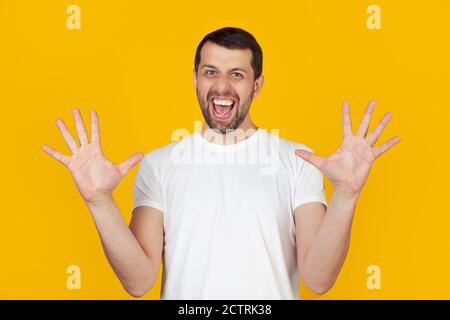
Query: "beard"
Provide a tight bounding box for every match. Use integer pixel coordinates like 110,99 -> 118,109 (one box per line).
196,87 -> 254,134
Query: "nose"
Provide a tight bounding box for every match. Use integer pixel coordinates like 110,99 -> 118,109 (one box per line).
212,73 -> 233,94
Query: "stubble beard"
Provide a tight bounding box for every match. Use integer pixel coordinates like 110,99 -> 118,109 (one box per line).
196,88 -> 254,134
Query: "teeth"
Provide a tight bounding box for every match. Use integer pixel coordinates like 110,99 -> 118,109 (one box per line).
213,98 -> 234,106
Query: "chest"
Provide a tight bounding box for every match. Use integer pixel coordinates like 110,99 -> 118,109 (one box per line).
160,162 -> 294,221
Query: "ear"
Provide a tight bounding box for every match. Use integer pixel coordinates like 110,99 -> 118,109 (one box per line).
193,69 -> 197,90
253,74 -> 264,98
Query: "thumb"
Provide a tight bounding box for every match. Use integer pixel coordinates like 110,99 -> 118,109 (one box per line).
117,152 -> 145,177
295,149 -> 325,170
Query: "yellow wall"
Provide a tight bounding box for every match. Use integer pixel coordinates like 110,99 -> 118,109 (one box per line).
0,0 -> 448,299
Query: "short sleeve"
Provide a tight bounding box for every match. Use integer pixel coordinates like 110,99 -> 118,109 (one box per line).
132,155 -> 163,213
292,145 -> 328,211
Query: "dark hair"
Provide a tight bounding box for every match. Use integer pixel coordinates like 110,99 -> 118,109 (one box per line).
194,27 -> 263,80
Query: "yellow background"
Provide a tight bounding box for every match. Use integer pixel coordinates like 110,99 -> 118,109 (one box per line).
0,0 -> 449,299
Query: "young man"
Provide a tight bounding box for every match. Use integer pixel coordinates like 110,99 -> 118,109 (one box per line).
42,27 -> 400,299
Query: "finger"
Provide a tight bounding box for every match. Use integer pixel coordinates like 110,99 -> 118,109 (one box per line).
342,100 -> 353,138
356,100 -> 376,138
366,112 -> 392,146
72,108 -> 89,146
295,149 -> 325,170
372,136 -> 401,159
117,152 -> 145,177
55,118 -> 78,154
42,144 -> 71,167
90,110 -> 100,145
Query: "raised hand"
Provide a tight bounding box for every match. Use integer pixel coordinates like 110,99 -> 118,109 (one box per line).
295,100 -> 400,197
42,108 -> 144,205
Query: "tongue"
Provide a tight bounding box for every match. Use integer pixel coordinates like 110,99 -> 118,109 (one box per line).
215,104 -> 230,114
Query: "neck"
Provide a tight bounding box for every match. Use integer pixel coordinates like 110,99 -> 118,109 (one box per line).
201,116 -> 258,145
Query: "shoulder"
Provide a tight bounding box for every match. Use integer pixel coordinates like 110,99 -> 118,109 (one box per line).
261,130 -> 319,177
263,129 -> 315,156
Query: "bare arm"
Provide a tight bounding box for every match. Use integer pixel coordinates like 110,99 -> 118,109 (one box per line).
88,198 -> 163,297
294,193 -> 357,295
294,100 -> 400,295
42,108 -> 162,297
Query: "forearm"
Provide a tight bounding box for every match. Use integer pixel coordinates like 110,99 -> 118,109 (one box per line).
302,189 -> 358,294
86,197 -> 158,297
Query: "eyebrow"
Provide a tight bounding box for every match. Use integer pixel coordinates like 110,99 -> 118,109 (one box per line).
200,64 -> 248,74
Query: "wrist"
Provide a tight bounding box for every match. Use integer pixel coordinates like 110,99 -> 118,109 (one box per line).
332,186 -> 360,203
85,193 -> 115,210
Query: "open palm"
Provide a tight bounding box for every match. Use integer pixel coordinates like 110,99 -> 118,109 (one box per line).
295,101 -> 400,196
42,108 -> 144,205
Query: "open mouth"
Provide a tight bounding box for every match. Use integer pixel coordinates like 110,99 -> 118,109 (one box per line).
210,97 -> 236,120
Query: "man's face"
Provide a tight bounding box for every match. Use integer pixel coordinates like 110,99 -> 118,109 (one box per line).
194,41 -> 263,134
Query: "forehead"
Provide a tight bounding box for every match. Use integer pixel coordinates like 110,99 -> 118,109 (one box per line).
199,41 -> 252,70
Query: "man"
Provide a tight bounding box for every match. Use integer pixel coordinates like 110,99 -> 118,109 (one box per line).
42,27 -> 400,299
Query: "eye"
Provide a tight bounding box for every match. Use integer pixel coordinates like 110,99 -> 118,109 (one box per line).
232,72 -> 243,79
206,70 -> 216,76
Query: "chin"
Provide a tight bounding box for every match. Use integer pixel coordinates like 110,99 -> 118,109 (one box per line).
210,124 -> 232,134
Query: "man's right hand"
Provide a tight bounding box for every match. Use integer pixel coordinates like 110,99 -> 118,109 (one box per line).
42,108 -> 144,206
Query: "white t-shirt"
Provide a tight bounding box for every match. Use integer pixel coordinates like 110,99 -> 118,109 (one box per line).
132,128 -> 328,299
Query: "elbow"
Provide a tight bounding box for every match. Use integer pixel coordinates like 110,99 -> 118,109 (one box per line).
121,264 -> 158,298
302,272 -> 336,295
122,277 -> 155,298
308,283 -> 333,295
125,285 -> 150,298
128,290 -> 147,299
